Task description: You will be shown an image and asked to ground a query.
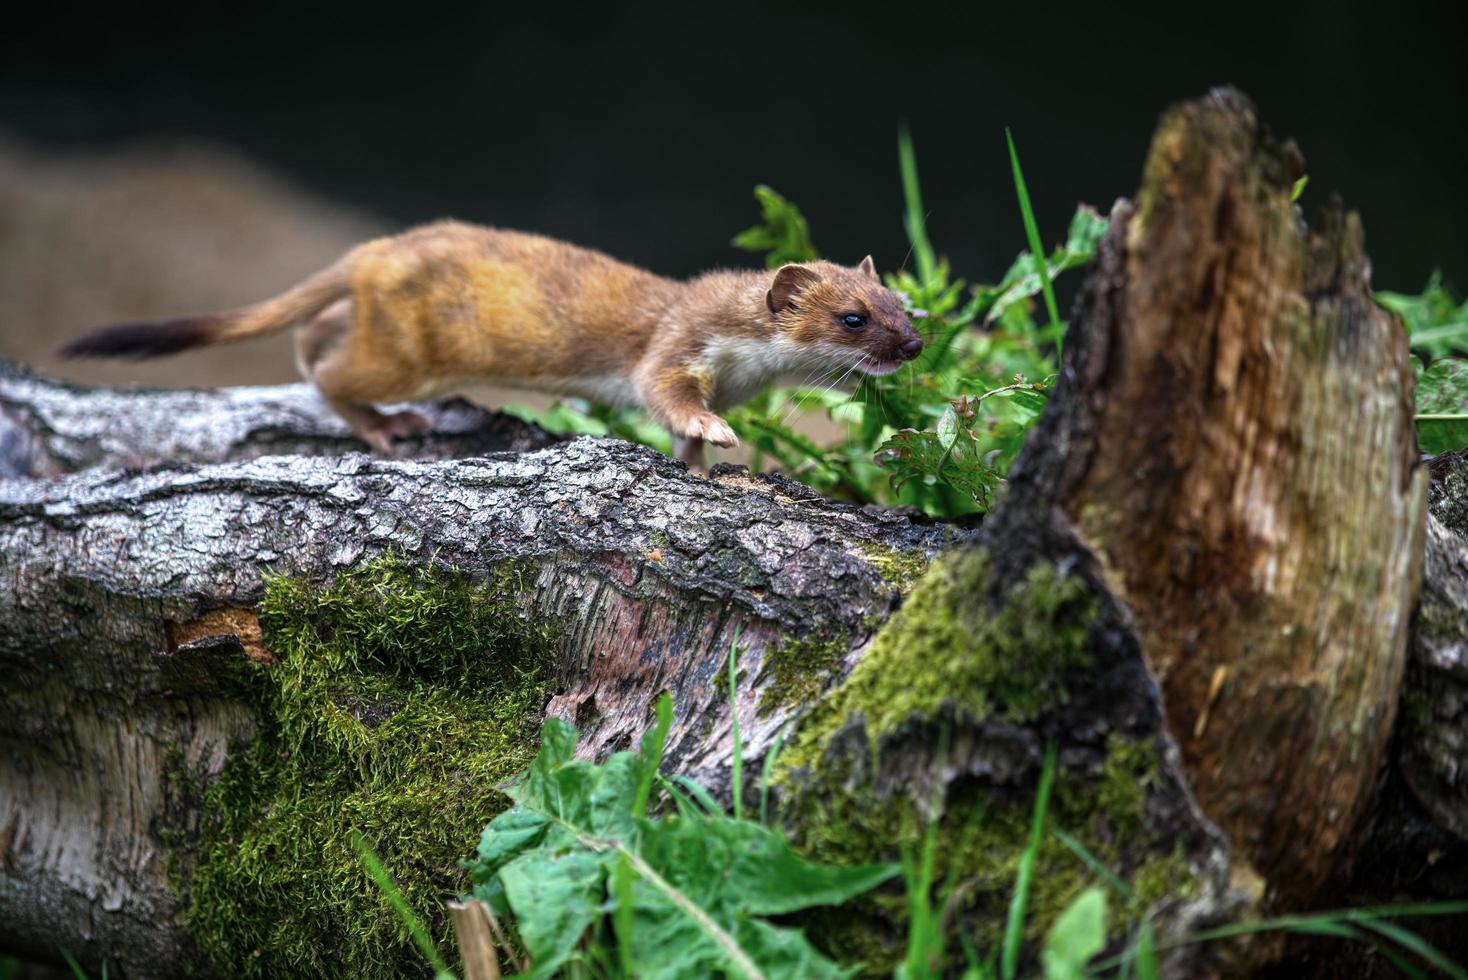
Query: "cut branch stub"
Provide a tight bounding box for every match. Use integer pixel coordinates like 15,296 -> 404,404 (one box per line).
1008,88 -> 1425,905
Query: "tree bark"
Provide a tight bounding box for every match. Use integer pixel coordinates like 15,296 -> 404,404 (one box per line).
0,358 -> 558,478
990,89 -> 1425,909
0,416 -> 951,974
1,88 -> 1461,978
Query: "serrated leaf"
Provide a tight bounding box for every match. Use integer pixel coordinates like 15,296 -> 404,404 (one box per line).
875,396 -> 1003,508
1415,357 -> 1468,454
732,185 -> 818,268
1040,887 -> 1107,980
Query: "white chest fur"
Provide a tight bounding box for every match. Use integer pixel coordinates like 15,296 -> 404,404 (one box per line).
698,335 -> 848,409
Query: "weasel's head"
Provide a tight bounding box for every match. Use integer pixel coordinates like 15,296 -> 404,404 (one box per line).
765,257 -> 924,376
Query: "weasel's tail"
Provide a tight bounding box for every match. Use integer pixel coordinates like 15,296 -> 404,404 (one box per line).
58,259 -> 353,360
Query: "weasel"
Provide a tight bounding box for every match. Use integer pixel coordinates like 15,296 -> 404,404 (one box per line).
59,220 -> 925,463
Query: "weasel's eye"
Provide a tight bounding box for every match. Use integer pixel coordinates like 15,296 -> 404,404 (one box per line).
841,314 -> 868,330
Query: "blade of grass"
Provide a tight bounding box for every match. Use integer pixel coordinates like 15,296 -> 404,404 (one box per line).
1088,900 -> 1468,974
1053,827 -> 1134,903
633,692 -> 673,819
612,851 -> 636,979
1001,743 -> 1058,980
1005,129 -> 1063,356
1286,922 -> 1432,980
655,772 -> 701,818
58,949 -> 89,980
759,723 -> 789,827
1133,923 -> 1159,980
898,124 -> 938,288
674,774 -> 726,816
350,831 -> 455,979
1354,919 -> 1468,980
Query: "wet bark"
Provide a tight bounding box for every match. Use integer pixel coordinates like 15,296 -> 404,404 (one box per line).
1,88 -> 1462,977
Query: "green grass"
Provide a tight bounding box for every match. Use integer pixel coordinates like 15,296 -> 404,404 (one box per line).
1003,742 -> 1058,980
1006,130 -> 1064,356
351,832 -> 454,980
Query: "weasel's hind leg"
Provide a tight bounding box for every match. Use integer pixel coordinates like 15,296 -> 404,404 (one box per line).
296,299 -> 431,455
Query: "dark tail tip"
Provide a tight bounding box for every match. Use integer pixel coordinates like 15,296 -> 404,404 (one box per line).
57,316 -> 223,360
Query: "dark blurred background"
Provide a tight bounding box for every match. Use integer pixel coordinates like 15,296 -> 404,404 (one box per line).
1,2 -> 1464,388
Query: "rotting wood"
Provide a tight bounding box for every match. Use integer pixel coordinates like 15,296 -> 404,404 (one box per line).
990,88 -> 1426,908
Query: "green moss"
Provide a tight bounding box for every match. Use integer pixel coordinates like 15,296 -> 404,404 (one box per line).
757,631 -> 850,713
782,551 -> 1095,774
180,555 -> 555,979
773,553 -> 1204,970
793,733 -> 1203,973
855,539 -> 933,595
1131,845 -> 1201,910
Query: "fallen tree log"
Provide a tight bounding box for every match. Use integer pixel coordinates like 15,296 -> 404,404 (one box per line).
0,359 -> 558,478
1,88 -> 1461,978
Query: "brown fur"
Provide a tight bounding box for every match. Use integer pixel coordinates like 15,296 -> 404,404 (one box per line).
61,220 -> 924,458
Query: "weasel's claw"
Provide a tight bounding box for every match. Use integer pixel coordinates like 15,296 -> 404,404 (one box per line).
693,414 -> 738,449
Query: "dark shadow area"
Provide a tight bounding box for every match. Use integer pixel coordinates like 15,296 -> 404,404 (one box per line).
3,2 -> 1464,293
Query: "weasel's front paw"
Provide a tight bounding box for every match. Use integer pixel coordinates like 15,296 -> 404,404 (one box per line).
688,413 -> 739,448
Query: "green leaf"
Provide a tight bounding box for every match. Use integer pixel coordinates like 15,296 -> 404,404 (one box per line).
475,808 -> 549,870
499,849 -> 608,978
1041,887 -> 1107,980
1380,272 -> 1468,358
732,185 -> 819,268
1291,174 -> 1309,202
734,918 -> 861,980
875,396 -> 1002,508
465,712 -> 893,980
640,814 -> 897,918
1415,357 -> 1468,454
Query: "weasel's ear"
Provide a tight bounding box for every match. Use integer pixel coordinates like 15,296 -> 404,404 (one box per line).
857,255 -> 878,280
766,265 -> 823,315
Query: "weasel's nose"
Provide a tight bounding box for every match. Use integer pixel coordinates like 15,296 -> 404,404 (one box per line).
900,336 -> 925,360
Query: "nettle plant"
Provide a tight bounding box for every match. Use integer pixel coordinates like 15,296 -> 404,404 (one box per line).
507,132 -> 1104,519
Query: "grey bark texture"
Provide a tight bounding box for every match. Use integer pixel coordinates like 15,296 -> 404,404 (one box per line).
0,380 -> 954,974
0,358 -> 557,478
